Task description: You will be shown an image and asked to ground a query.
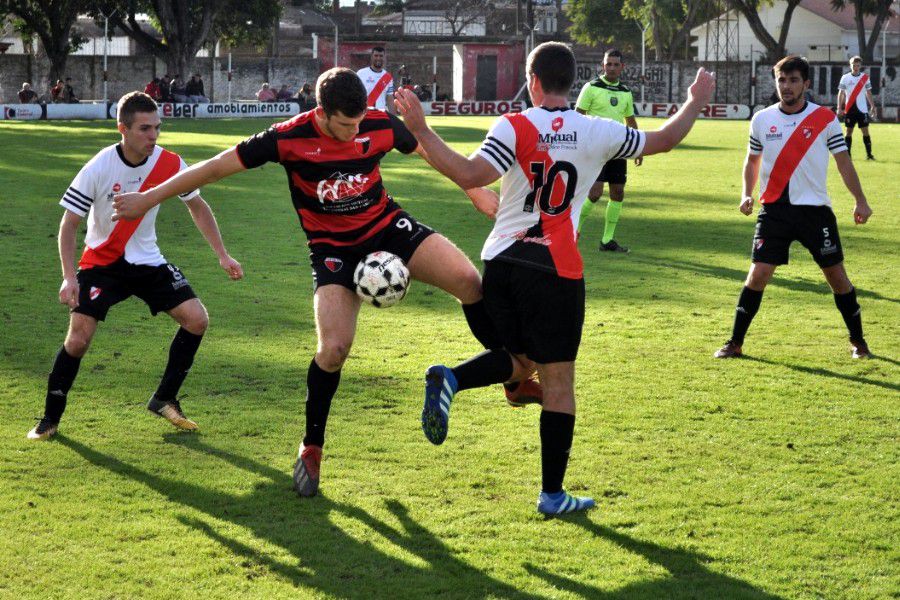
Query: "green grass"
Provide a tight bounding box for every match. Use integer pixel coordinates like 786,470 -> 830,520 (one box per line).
0,116 -> 897,599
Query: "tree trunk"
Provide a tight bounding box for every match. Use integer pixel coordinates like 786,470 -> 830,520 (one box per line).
667,0 -> 702,60
854,0 -> 868,61
725,0 -> 779,58
649,3 -> 664,61
775,0 -> 801,58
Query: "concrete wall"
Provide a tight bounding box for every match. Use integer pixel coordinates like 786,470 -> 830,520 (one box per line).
0,54 -> 319,104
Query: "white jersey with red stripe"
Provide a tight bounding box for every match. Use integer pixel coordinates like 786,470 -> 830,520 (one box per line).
837,71 -> 872,113
748,102 -> 847,207
476,107 -> 645,279
356,67 -> 394,110
60,144 -> 199,269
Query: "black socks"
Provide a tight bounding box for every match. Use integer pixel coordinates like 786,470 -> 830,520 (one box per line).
303,358 -> 341,447
540,411 -> 576,494
730,286 -> 764,346
451,350 -> 514,392
833,287 -> 864,342
155,328 -> 204,401
44,347 -> 82,423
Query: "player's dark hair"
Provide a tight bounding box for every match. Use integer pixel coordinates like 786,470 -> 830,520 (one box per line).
316,67 -> 367,118
604,49 -> 624,60
527,42 -> 576,96
371,46 -> 385,54
773,55 -> 810,81
117,91 -> 158,127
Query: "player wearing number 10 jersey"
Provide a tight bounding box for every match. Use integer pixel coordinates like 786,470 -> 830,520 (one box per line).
394,42 -> 717,515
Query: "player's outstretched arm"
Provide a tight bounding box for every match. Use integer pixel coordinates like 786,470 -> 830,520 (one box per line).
58,210 -> 82,308
394,88 -> 499,189
833,151 -> 872,224
185,196 -> 244,280
642,68 -> 716,157
112,148 -> 246,221
740,152 -> 762,215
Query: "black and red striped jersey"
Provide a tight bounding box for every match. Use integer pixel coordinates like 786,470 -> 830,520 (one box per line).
235,109 -> 418,249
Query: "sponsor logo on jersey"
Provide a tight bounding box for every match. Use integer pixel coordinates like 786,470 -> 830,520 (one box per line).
304,147 -> 322,156
551,117 -> 564,132
89,286 -> 102,300
127,177 -> 142,185
317,172 -> 370,203
112,183 -> 121,193
537,131 -> 578,151
765,125 -> 782,141
354,137 -> 371,155
324,257 -> 343,272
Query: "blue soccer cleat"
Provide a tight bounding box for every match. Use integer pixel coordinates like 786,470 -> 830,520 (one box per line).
537,490 -> 596,515
422,365 -> 457,445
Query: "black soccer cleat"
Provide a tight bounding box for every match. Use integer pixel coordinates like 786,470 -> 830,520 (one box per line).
866,154 -> 875,161
850,339 -> 872,359
600,239 -> 629,253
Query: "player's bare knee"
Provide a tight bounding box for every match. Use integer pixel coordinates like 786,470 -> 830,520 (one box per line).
317,340 -> 352,370
457,268 -> 483,304
64,333 -> 91,357
746,264 -> 774,290
180,304 -> 209,335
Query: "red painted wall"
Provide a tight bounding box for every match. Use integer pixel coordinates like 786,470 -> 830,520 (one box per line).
459,43 -> 525,101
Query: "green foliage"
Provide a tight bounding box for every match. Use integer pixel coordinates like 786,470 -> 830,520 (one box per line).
0,117 -> 897,598
565,0 -> 642,52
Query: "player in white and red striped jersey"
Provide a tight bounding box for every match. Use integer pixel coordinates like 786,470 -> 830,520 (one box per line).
836,56 -> 877,160
357,46 -> 394,111
26,92 -> 243,442
714,56 -> 873,360
394,42 -> 716,515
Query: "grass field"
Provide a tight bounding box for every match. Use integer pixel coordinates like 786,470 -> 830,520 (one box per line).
0,115 -> 897,599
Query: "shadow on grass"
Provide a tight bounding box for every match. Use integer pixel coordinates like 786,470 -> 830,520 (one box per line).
630,256 -> 899,304
524,515 -> 785,599
58,435 -> 542,599
743,356 -> 900,392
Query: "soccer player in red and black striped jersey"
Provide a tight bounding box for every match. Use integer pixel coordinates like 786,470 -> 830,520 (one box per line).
112,68 -> 536,497
714,56 -> 873,360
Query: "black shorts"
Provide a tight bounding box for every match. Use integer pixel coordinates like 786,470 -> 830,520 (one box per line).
844,107 -> 870,128
752,203 -> 844,268
597,159 -> 627,185
482,260 -> 585,364
74,259 -> 197,321
310,210 -> 435,291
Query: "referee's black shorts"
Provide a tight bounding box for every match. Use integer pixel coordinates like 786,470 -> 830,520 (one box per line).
482,260 -> 585,364
597,158 -> 627,185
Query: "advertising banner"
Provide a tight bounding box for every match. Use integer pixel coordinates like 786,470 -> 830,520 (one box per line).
0,104 -> 44,120
425,101 -> 527,116
635,103 -> 751,119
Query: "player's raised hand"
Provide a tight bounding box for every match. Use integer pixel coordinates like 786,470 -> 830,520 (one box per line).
739,196 -> 754,216
688,68 -> 716,106
465,187 -> 499,219
112,192 -> 153,221
59,277 -> 79,308
853,200 -> 872,224
393,88 -> 428,134
219,254 -> 244,280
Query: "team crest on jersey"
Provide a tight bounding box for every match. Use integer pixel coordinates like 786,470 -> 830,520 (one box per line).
89,286 -> 102,300
317,172 -> 370,203
754,238 -> 764,251
324,258 -> 343,272
801,127 -> 814,139
354,137 -> 371,155
551,117 -> 564,132
610,97 -> 619,106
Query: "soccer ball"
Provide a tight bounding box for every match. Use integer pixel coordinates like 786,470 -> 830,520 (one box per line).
353,251 -> 410,308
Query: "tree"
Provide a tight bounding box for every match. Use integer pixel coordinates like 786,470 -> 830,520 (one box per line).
442,0 -> 493,36
622,0 -> 711,60
724,0 -> 802,60
95,0 -> 280,78
831,0 -> 893,62
565,0 -> 643,54
0,0 -> 90,82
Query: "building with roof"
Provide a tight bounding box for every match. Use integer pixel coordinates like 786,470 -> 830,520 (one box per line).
691,0 -> 899,62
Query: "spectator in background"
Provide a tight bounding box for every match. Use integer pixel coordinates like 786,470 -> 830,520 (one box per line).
62,78 -> 79,103
276,84 -> 293,102
295,81 -> 316,111
413,84 -> 431,102
159,73 -> 172,102
18,82 -> 39,104
144,78 -> 162,101
256,82 -> 276,102
170,74 -> 188,103
185,73 -> 209,103
51,80 -> 64,103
